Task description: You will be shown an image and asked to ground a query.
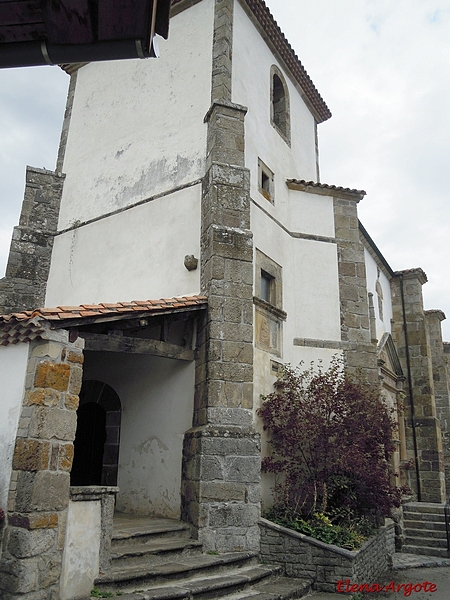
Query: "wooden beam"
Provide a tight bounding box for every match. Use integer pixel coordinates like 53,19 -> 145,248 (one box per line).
82,332 -> 195,361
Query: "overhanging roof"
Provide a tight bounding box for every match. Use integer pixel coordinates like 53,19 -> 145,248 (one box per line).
0,295 -> 207,346
0,0 -> 171,68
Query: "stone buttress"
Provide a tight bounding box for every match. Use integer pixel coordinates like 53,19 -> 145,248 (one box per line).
181,0 -> 260,553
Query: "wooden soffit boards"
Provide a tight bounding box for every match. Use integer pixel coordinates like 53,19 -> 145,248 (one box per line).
0,0 -> 171,68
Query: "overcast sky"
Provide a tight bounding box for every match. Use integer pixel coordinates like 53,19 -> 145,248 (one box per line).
0,0 -> 449,338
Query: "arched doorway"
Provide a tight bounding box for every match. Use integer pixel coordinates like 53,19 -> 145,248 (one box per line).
71,380 -> 122,486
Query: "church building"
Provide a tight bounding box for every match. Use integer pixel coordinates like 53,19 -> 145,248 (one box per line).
0,1 -> 449,598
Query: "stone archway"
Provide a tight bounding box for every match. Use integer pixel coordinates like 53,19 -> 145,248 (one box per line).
71,380 -> 122,487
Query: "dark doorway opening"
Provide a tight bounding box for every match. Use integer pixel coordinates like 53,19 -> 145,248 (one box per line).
71,380 -> 122,486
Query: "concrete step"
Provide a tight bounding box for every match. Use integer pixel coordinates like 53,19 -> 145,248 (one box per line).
404,528 -> 448,540
110,538 -> 204,568
405,535 -> 447,548
95,551 -> 259,592
403,519 -> 446,531
92,571 -> 312,600
403,512 -> 445,524
402,544 -> 450,558
402,502 -> 445,515
112,515 -> 191,548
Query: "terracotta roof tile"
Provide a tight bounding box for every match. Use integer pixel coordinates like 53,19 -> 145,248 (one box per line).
287,179 -> 366,197
0,295 -> 208,346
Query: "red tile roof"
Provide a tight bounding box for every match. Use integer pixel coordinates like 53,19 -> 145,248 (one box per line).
287,179 -> 366,199
0,296 -> 207,346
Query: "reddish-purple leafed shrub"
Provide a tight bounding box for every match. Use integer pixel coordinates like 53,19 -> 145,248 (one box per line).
258,358 -> 402,523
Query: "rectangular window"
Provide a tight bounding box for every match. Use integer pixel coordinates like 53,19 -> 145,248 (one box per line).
260,270 -> 274,304
258,158 -> 274,203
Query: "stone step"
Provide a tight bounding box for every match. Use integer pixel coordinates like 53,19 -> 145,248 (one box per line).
92,569 -> 310,600
404,535 -> 448,548
402,503 -> 445,515
403,511 -> 445,523
404,528 -> 448,540
402,544 -> 450,559
112,515 -> 191,548
403,519 -> 446,531
224,576 -> 312,600
110,538 -> 204,568
95,551 -> 259,592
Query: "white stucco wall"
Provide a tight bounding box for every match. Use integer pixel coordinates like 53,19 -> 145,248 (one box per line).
58,0 -> 214,229
364,247 -> 393,339
289,190 -> 335,239
82,351 -> 195,518
60,500 -> 101,600
232,0 -> 319,227
0,343 -> 28,512
46,184 -> 201,307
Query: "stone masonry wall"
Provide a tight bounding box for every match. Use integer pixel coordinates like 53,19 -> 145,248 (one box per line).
334,196 -> 378,383
0,332 -> 83,600
181,0 -> 261,553
425,310 -> 450,491
0,167 -> 65,314
391,270 -> 446,502
259,518 -> 395,593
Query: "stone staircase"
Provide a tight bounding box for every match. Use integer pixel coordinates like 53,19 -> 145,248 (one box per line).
402,502 -> 450,558
92,513 -> 312,599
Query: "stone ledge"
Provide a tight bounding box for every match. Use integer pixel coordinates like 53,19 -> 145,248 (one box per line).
69,486 -> 119,501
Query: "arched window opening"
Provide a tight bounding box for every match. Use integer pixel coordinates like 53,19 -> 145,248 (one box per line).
270,66 -> 290,143
71,380 -> 122,487
273,74 -> 286,134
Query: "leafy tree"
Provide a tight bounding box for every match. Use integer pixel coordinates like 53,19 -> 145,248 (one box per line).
258,358 -> 402,524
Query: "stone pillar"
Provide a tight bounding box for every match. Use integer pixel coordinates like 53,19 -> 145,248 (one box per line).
334,194 -> 378,382
391,270 -> 446,503
181,0 -> 260,553
0,167 -> 65,314
424,310 -> 450,492
0,333 -> 84,599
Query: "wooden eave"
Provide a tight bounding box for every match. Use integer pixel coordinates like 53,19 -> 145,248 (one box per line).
0,0 -> 171,68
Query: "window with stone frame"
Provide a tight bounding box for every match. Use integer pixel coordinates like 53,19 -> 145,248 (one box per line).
258,158 -> 274,203
254,250 -> 286,357
270,65 -> 290,144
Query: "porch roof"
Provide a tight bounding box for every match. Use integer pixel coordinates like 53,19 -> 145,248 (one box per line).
0,295 -> 207,346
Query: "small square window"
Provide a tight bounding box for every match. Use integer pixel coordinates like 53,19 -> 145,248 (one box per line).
258,158 -> 274,203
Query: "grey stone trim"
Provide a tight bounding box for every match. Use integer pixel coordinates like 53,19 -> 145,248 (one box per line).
250,198 -> 336,244
293,337 -> 352,350
56,178 -> 203,236
0,168 -> 65,314
253,297 -> 286,321
56,71 -> 77,173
